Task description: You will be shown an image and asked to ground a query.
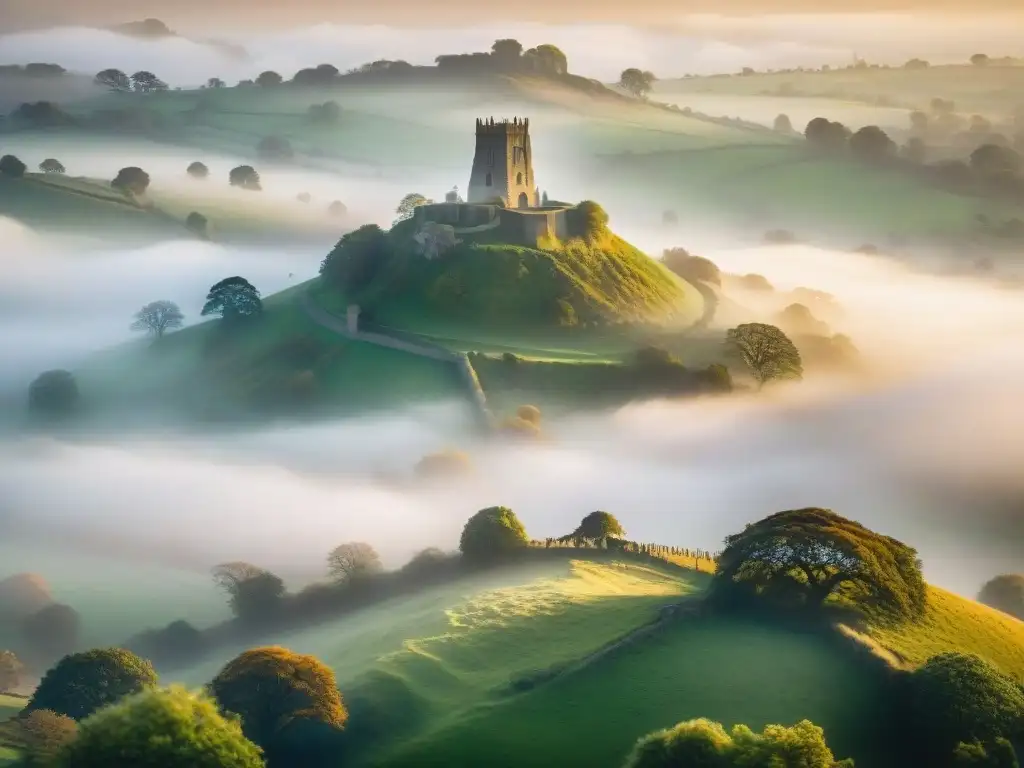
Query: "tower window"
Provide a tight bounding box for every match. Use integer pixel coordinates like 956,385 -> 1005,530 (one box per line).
516,172 -> 523,185
485,173 -> 492,186
487,149 -> 494,167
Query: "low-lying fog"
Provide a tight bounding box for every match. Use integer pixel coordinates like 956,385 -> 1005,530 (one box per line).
1,185 -> 1022,644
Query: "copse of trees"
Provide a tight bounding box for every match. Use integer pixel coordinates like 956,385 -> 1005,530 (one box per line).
619,68 -> 657,98
0,154 -> 27,178
54,686 -> 264,767
26,648 -> 158,720
712,507 -> 927,621
27,370 -> 80,420
292,63 -> 340,86
724,323 -> 803,389
111,166 -> 150,195
624,718 -> 853,767
229,165 -> 261,191
209,646 -> 347,760
201,277 -> 262,322
130,300 -> 183,338
256,70 -> 283,87
978,574 -> 1024,620
460,506 -> 530,563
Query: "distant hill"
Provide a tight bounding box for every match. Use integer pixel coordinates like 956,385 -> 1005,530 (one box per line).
107,17 -> 248,60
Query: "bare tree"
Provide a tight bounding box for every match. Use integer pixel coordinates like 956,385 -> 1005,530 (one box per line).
130,301 -> 184,338
327,542 -> 383,583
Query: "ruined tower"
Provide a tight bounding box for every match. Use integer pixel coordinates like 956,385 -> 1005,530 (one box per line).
467,117 -> 538,208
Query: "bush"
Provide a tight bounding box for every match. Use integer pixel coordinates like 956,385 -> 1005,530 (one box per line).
15,710 -> 78,766
459,506 -> 529,563
978,574 -> 1024,620
53,686 -> 263,767
907,653 -> 1024,759
111,166 -> 150,195
624,718 -> 852,767
209,647 -> 346,756
38,158 -> 65,174
27,648 -> 157,720
28,370 -> 79,419
0,154 -> 27,178
187,161 -> 209,179
229,165 -> 261,191
21,604 -> 79,664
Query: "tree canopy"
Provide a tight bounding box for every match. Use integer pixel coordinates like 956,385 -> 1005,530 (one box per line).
624,718 -> 853,768
209,646 -> 347,752
0,154 -> 27,178
619,68 -> 657,98
712,507 -> 927,620
94,68 -> 130,91
319,224 -> 390,293
804,117 -> 850,151
326,542 -> 383,583
725,323 -> 803,388
211,562 -> 285,623
111,166 -> 150,195
256,70 -> 283,87
570,511 -> 625,543
572,200 -> 609,241
201,277 -> 262,321
187,161 -> 209,179
14,710 -> 78,766
28,370 -> 80,419
39,158 -> 65,174
460,506 -> 529,562
394,192 -> 429,224
229,165 -> 261,190
978,574 -> 1024,620
27,648 -> 157,720
662,248 -> 721,286
849,125 -> 896,161
54,686 -> 264,767
131,300 -> 184,338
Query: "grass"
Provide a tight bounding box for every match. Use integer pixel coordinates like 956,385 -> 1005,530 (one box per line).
864,585 -> 1024,678
380,614 -> 894,768
0,696 -> 24,723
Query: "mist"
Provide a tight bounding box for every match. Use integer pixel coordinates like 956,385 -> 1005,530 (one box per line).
1,14 -> 1022,87
1,196 -> 1022,649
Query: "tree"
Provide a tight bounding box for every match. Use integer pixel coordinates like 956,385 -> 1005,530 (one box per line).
207,77 -> 225,88
201,277 -> 262,321
130,300 -> 184,338
624,717 -> 853,768
209,646 -> 346,753
326,543 -> 383,583
773,113 -> 793,133
229,165 -> 261,190
327,200 -> 347,217
491,38 -> 524,65
725,323 -> 803,388
38,158 -> 65,174
187,161 -> 209,179
712,507 -> 927,620
849,125 -> 896,161
211,562 -> 284,623
394,192 -> 429,224
186,211 -> 209,237
904,58 -> 930,69
256,70 -> 282,87
0,154 -> 26,178
953,739 -> 1020,768
94,68 -> 130,92
256,135 -> 294,161
111,166 -> 150,195
910,110 -> 929,134
573,200 -> 609,241
0,650 -> 23,692
908,653 -> 1024,760
804,117 -> 849,150
15,710 -> 78,767
27,371 -> 80,419
528,44 -> 568,76
319,224 -> 390,292
619,68 -> 657,98
53,686 -> 263,768
902,137 -> 927,164
970,144 -> 1021,178
978,574 -> 1024,620
662,248 -> 721,285
571,511 -> 625,543
971,53 -> 990,67
130,71 -> 167,93
26,648 -> 157,720
459,506 -> 529,563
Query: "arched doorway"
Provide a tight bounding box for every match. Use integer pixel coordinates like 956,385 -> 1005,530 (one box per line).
517,192 -> 529,209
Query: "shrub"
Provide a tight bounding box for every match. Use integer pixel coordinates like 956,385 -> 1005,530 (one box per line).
21,604 -> 79,662
907,653 -> 1024,758
54,686 -> 263,767
978,574 -> 1024,620
38,158 -> 65,174
27,648 -> 157,720
27,370 -> 79,419
0,154 -> 27,177
111,166 -> 150,195
15,710 -> 78,766
187,161 -> 209,179
209,647 -> 346,755
0,650 -> 23,692
459,506 -> 529,563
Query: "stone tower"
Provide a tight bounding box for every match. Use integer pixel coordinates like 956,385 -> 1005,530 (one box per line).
467,117 -> 538,208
